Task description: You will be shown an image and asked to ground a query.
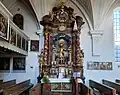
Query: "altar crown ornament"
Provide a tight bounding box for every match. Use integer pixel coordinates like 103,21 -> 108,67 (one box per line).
60,0 -> 65,5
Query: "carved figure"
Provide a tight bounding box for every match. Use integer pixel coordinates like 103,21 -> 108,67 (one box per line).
76,16 -> 85,31
59,43 -> 64,59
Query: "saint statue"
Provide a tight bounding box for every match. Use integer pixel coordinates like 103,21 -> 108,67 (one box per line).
59,43 -> 65,63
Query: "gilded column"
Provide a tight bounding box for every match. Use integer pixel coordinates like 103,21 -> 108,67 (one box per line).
44,31 -> 49,65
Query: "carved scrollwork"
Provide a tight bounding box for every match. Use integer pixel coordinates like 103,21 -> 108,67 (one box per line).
40,4 -> 75,28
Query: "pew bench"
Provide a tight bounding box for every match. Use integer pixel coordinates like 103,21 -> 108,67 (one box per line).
115,79 -> 120,83
32,83 -> 40,95
102,79 -> 120,94
0,80 -> 16,89
0,89 -> 3,95
4,79 -> 33,95
0,80 -> 3,84
0,80 -> 3,95
0,80 -> 16,95
79,83 -> 93,95
89,80 -> 116,95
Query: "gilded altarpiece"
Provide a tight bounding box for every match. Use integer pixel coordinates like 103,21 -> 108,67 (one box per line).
40,3 -> 85,80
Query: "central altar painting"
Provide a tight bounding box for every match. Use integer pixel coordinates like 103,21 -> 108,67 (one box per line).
40,2 -> 85,80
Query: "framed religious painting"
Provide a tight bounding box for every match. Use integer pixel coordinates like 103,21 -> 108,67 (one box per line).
0,57 -> 10,72
22,38 -> 25,50
30,40 -> 39,51
26,40 -> 28,51
10,27 -> 16,45
17,34 -> 21,48
13,57 -> 26,72
0,12 -> 9,40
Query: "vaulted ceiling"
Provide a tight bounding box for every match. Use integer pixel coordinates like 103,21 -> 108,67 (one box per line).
0,0 -> 120,30
29,0 -> 120,30
75,0 -> 93,28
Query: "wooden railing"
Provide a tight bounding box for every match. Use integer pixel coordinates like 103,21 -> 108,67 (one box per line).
0,1 -> 29,55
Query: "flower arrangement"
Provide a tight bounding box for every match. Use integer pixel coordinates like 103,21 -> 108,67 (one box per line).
42,75 -> 51,91
42,75 -> 50,83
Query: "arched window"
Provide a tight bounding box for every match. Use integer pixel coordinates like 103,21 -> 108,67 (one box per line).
13,14 -> 24,30
114,8 -> 120,62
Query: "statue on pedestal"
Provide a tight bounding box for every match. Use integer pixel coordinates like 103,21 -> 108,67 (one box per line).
59,43 -> 65,64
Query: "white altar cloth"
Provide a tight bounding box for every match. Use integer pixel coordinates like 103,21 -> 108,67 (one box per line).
48,78 -> 83,83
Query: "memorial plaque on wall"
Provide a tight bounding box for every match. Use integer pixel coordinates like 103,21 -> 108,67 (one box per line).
87,61 -> 112,70
0,13 -> 9,40
13,57 -> 25,70
30,40 -> 39,51
0,57 -> 10,70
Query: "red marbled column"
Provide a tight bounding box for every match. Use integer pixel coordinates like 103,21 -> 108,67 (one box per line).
48,33 -> 53,65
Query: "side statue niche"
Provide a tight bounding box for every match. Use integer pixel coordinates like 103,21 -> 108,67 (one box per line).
39,3 -> 85,80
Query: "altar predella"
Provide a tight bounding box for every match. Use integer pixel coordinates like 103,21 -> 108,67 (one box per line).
39,1 -> 85,81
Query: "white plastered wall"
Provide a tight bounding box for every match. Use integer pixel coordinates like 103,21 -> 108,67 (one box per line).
0,1 -> 40,85
0,0 -> 120,86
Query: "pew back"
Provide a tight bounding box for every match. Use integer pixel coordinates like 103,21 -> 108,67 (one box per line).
89,80 -> 116,95
79,83 -> 93,95
102,79 -> 120,94
0,80 -> 16,95
0,80 -> 16,89
32,83 -> 40,95
4,79 -> 33,95
115,79 -> 120,83
0,80 -> 3,84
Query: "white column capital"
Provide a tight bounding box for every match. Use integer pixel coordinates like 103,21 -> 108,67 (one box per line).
89,30 -> 104,56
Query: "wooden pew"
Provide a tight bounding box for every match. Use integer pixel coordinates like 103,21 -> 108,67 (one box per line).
0,90 -> 3,95
0,80 -> 16,89
32,83 -> 52,95
89,80 -> 116,95
102,79 -> 120,94
0,80 -> 3,84
0,80 -> 3,95
0,80 -> 16,95
115,79 -> 120,83
4,79 -> 33,95
79,83 -> 93,95
32,83 -> 40,95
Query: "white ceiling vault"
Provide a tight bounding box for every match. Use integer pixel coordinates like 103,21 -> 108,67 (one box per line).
29,0 -> 120,30
0,0 -> 120,30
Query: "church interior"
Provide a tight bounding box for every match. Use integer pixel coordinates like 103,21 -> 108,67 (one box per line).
0,0 -> 120,95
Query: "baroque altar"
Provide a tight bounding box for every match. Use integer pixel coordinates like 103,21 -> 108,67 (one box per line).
39,1 -> 85,81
